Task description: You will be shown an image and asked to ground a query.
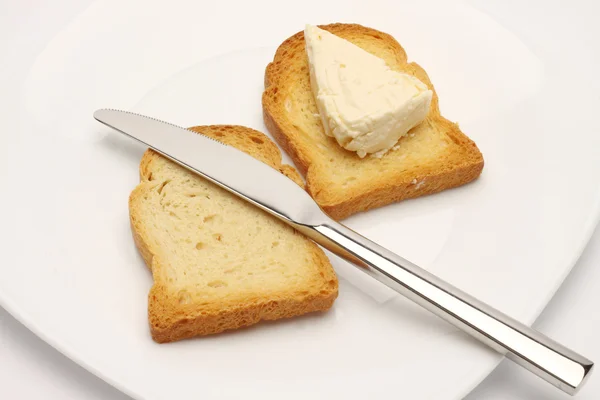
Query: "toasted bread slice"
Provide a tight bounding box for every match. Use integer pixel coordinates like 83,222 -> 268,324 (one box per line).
129,125 -> 338,343
263,23 -> 484,220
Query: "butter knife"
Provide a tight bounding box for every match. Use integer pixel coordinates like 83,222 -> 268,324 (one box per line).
94,109 -> 593,395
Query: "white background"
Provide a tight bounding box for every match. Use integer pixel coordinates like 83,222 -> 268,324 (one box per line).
0,1 -> 598,399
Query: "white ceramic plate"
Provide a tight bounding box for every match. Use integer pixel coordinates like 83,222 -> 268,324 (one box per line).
1,0 -> 599,399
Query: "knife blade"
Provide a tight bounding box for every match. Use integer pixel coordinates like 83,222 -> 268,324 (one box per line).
94,109 -> 593,395
93,109 -> 323,226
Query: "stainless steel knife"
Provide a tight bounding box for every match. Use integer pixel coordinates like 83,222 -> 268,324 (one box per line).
94,108 -> 593,395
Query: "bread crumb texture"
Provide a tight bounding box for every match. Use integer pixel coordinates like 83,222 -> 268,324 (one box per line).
129,125 -> 338,343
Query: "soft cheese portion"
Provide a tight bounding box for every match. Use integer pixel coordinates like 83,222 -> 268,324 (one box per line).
304,24 -> 433,158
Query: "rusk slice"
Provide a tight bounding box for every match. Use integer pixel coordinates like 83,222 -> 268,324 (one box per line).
129,125 -> 338,343
263,23 -> 484,220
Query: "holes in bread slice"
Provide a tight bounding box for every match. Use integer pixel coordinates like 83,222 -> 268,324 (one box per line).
207,280 -> 227,288
203,214 -> 217,223
157,180 -> 170,195
178,290 -> 192,305
224,266 -> 240,274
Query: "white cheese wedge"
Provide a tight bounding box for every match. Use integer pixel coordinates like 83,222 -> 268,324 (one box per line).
304,24 -> 433,158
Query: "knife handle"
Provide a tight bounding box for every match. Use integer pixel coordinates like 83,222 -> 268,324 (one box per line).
298,221 -> 593,395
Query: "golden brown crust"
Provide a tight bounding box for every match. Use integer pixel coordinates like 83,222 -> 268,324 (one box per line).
263,23 -> 484,220
129,125 -> 338,343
